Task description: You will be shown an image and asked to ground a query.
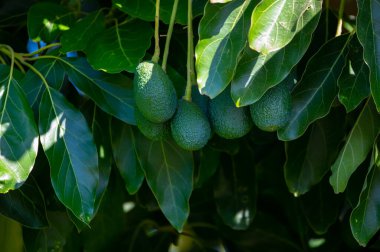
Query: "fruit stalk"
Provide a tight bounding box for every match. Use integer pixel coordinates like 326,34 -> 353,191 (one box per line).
162,0 -> 179,72
184,0 -> 193,102
152,0 -> 161,63
335,0 -> 346,36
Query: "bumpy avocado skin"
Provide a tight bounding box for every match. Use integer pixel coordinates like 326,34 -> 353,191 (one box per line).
135,109 -> 167,141
249,83 -> 291,132
171,100 -> 211,151
209,89 -> 252,139
134,61 -> 177,123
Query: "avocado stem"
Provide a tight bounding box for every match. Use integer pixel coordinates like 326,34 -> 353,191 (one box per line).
335,0 -> 346,37
184,0 -> 193,102
152,0 -> 160,63
162,0 -> 179,72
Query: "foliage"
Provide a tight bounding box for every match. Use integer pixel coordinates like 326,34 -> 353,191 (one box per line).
0,0 -> 379,251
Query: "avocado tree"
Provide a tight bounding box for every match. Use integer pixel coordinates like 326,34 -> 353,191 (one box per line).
0,0 -> 379,251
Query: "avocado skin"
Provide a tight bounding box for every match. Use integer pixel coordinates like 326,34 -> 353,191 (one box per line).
209,89 -> 252,139
171,100 -> 211,151
135,108 -> 168,141
134,61 -> 177,123
249,82 -> 291,132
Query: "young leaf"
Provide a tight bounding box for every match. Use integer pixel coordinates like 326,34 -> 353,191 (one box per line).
137,137 -> 193,232
85,20 -> 153,73
0,65 -> 39,193
39,88 -> 99,224
350,140 -> 380,246
111,119 -> 144,195
285,108 -> 345,196
338,36 -> 370,112
356,0 -> 380,111
231,6 -> 321,107
278,34 -> 351,141
62,57 -> 136,125
27,2 -> 73,42
330,99 -> 380,193
248,0 -> 322,54
195,0 -> 255,98
60,11 -> 105,53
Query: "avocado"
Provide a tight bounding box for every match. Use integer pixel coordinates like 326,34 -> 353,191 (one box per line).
135,108 -> 168,141
134,61 -> 177,123
171,100 -> 211,151
249,82 -> 292,132
209,89 -> 252,139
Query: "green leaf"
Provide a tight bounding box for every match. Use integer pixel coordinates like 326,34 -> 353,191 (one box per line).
285,108 -> 345,196
62,57 -> 136,125
214,144 -> 257,230
27,2 -> 73,42
231,7 -> 321,106
0,65 -> 39,193
194,146 -> 220,188
137,137 -> 193,232
278,34 -> 351,141
248,0 -> 322,54
195,0 -> 255,98
85,20 -> 153,73
112,0 -> 188,24
39,88 -> 99,224
0,215 -> 23,252
330,99 -> 380,193
338,35 -> 370,112
111,119 -> 144,195
350,140 -> 380,246
356,0 -> 380,111
0,177 -> 48,228
61,11 -> 105,53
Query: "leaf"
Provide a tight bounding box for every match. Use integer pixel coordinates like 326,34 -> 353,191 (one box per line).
195,0 -> 255,98
338,35 -> 370,112
137,137 -> 193,232
278,34 -> 351,141
85,20 -> 153,73
248,0 -> 322,54
350,139 -> 380,246
39,88 -> 99,224
285,108 -> 345,196
60,11 -> 105,53
211,0 -> 233,3
0,177 -> 48,228
194,146 -> 220,188
330,99 -> 380,193
0,214 -> 23,252
112,0 -> 188,25
214,144 -> 257,230
62,57 -> 136,125
0,65 -> 39,193
27,2 -> 73,42
356,0 -> 380,111
231,6 -> 321,106
111,119 -> 144,195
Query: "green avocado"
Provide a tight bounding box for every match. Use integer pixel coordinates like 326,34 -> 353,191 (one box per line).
135,108 -> 168,141
209,89 -> 252,139
249,82 -> 292,132
133,61 -> 177,123
171,100 -> 211,151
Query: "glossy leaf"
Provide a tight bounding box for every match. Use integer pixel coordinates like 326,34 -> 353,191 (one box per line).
285,109 -> 345,196
350,140 -> 380,246
85,20 -> 153,73
330,99 -> 380,193
0,65 -> 39,193
195,0 -> 255,98
338,36 -> 370,112
27,2 -> 73,42
61,11 -> 105,53
0,177 -> 48,228
278,34 -> 351,141
248,0 -> 322,54
231,8 -> 321,106
356,0 -> 380,111
137,137 -> 193,232
39,88 -> 99,224
62,57 -> 136,125
111,119 -> 144,195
